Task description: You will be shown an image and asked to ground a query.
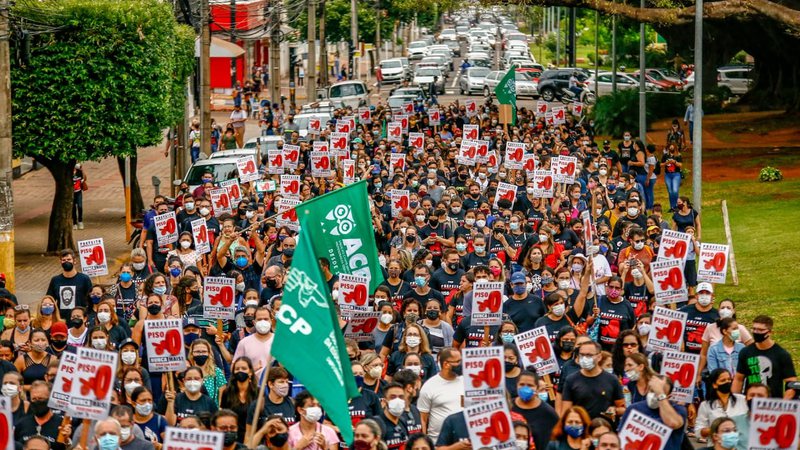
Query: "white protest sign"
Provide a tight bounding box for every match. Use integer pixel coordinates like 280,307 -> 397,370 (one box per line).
657,230 -> 692,266
267,150 -> 284,175
69,347 -> 119,420
338,273 -> 371,317
312,140 -> 329,153
358,107 -> 372,125
522,153 -> 537,177
553,155 -> 578,184
486,150 -> 499,173
648,306 -> 687,353
429,109 -> 441,126
330,132 -> 349,152
307,117 -> 322,134
580,211 -> 594,247
463,124 -> 480,140
344,312 -> 382,342
408,133 -> 425,151
660,350 -> 700,404
651,259 -> 688,305
698,243 -> 730,284
78,238 -> 108,277
748,398 -> 800,450
464,100 -> 478,119
464,397 -> 516,450
532,170 -> 554,198
470,281 -> 503,327
48,351 -> 78,411
144,319 -> 186,372
154,211 -> 179,247
475,140 -> 490,164
535,100 -> 548,118
280,174 -> 302,198
191,219 -> 211,254
342,159 -> 356,185
203,276 -> 236,320
389,154 -> 406,178
209,188 -> 232,215
504,142 -> 525,170
283,144 -> 300,170
219,179 -> 242,208
310,151 -> 332,177
276,197 -> 300,231
514,326 -> 559,375
236,156 -> 260,182
493,182 -> 517,209
387,122 -> 402,142
391,189 -> 410,218
463,347 -> 506,405
163,427 -> 224,450
618,409 -> 671,450
458,139 -> 477,166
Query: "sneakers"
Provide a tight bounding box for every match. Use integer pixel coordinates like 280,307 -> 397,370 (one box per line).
78,222 -> 84,230
73,224 -> 77,230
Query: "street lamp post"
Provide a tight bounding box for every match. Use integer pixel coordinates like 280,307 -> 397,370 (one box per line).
693,0 -> 703,211
639,0 -> 646,146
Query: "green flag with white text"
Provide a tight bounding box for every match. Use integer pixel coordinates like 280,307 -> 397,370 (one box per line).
295,180 -> 385,291
273,225 -> 359,444
495,68 -> 517,126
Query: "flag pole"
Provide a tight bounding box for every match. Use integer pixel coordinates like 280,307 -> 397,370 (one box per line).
248,354 -> 274,448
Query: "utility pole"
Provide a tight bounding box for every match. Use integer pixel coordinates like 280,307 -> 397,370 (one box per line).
375,0 -> 381,61
555,8 -> 560,66
692,0 -> 703,212
200,0 -> 211,157
0,0 -> 15,292
611,13 -> 617,93
319,0 -> 328,87
568,8 -> 576,67
230,0 -> 238,86
594,11 -> 599,95
269,0 -> 281,105
306,0 -> 317,101
351,0 -> 358,79
639,0 -> 646,146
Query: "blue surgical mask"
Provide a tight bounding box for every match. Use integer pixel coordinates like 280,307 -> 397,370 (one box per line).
414,276 -> 427,288
119,272 -> 133,283
153,286 -> 167,296
565,425 -> 584,439
538,392 -> 550,402
235,256 -> 248,268
512,284 -> 527,295
42,305 -> 55,315
721,432 -> 739,449
518,385 -> 534,402
90,294 -> 103,304
456,243 -> 467,252
98,434 -> 120,450
184,332 -> 199,346
169,267 -> 182,277
501,333 -> 515,344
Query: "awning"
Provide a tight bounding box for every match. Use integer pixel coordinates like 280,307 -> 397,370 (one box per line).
195,36 -> 246,58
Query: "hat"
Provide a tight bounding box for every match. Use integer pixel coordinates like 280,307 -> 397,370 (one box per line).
118,337 -> 140,350
647,225 -> 660,234
568,253 -> 588,265
183,318 -> 201,329
510,272 -> 526,284
697,282 -> 714,294
352,138 -> 363,144
603,140 -> 610,145
50,322 -> 68,338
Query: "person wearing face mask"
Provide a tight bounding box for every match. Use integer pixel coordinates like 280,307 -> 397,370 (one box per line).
531,225 -> 565,270
230,304 -> 258,355
679,283 -> 720,355
186,338 -> 227,404
731,315 -> 796,399
2,371 -> 26,423
698,302 -> 753,377
611,198 -> 647,239
461,235 -> 491,271
560,341 -> 626,420
218,357 -> 257,442
430,249 -> 465,307
159,366 -> 218,426
88,326 -> 112,351
618,375 -> 687,450
372,383 -> 412,450
109,405 -> 153,450
511,371 -> 559,450
94,299 -> 130,348
31,295 -> 63,335
260,265 -> 285,304
167,232 -> 201,269
252,416 -> 292,450
1,304 -> 31,352
211,409 -> 249,450
246,367 -> 298,445
288,390 -> 340,450
120,366 -> 149,406
695,369 -> 748,443
232,306 -> 274,378
596,276 -> 635,352
93,418 -> 126,450
705,318 -> 747,376
546,406 -> 593,450
64,306 -> 89,347
615,228 -> 653,283
387,324 -> 438,382
419,299 -> 454,357
623,353 -> 655,406
110,262 -> 140,324
417,347 -> 464,440
14,380 -> 73,449
504,272 -> 546,332
118,339 -> 152,394
132,294 -> 168,401
501,343 -> 523,397
453,210 -> 478,242
700,417 -> 742,450
402,264 -> 445,311
46,248 -> 93,318
620,259 -> 654,319
535,273 -> 591,345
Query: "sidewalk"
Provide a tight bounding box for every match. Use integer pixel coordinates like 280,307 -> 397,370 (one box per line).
13,112 -> 262,306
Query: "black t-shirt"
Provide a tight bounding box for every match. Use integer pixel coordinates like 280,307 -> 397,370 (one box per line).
247,393 -> 296,429
617,142 -> 633,165
534,314 -> 577,344
461,252 -> 491,271
46,272 -> 93,317
436,411 -> 469,446
156,392 -> 218,422
14,412 -> 68,450
453,316 -> 498,348
623,281 -> 652,318
503,295 -> 545,332
678,304 -> 719,354
562,371 -> 624,418
430,268 -> 464,306
402,406 -> 423,435
380,280 -> 411,311
512,401 -> 560,450
596,296 -> 635,350
372,413 -> 409,450
419,223 -> 453,259
145,227 -> 172,269
601,150 -> 620,168
348,389 -> 383,427
736,343 -> 797,397
554,229 -> 580,250
403,288 -> 445,310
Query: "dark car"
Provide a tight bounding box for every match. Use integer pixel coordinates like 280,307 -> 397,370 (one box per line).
536,68 -> 590,102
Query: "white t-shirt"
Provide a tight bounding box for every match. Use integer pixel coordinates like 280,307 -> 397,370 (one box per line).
230,109 -> 248,128
592,254 -> 612,296
417,374 -> 464,440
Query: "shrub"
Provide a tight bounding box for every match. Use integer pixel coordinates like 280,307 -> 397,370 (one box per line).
589,89 -> 691,137
759,166 -> 783,182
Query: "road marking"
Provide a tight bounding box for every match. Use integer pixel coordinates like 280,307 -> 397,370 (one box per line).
451,70 -> 460,88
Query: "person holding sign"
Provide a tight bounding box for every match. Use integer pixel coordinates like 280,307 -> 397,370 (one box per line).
13,380 -> 72,449
617,375 -> 686,450
512,371 -> 559,450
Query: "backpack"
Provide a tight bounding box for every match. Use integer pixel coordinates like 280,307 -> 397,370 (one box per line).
653,159 -> 662,176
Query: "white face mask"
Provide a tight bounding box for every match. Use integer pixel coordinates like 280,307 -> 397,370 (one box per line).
633,241 -> 645,251
476,219 -> 486,228
124,381 -> 142,395
538,234 -> 548,243
557,280 -> 570,290
416,215 -> 426,222
121,351 -> 137,365
199,207 -> 210,217
1,383 -> 19,397
120,427 -> 132,441
646,392 -> 660,409
718,307 -> 733,319
599,169 -> 607,176
404,365 -> 421,375
698,294 -> 713,307
579,356 -> 596,370
184,202 -> 195,211
465,218 -> 475,226
387,397 -> 406,416
526,187 -> 535,195
236,282 -> 246,292
185,380 -> 203,394
516,440 -> 528,450
97,312 -> 111,324
406,336 -> 421,347
92,338 -> 107,350
246,210 -> 255,219
132,262 -> 146,271
380,313 -> 393,325
180,240 -> 192,249
631,269 -> 643,279
255,320 -> 272,334
304,406 -> 323,422
627,207 -> 639,216
552,304 -> 565,317
638,324 -> 652,336
368,366 -> 383,379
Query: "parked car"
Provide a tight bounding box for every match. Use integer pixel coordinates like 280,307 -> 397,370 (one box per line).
482,70 -> 503,95
293,113 -> 332,139
483,70 -> 537,98
584,71 -> 657,96
536,68 -> 590,102
717,65 -> 754,95
459,66 -> 491,95
183,151 -> 255,191
318,80 -> 370,108
413,67 -> 446,94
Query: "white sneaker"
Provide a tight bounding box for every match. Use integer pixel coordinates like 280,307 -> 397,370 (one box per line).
78,222 -> 84,230
73,224 -> 77,230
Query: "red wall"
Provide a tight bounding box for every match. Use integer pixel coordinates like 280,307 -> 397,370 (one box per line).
210,0 -> 267,32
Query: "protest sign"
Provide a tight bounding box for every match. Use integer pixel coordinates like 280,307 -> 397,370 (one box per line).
504,142 -> 525,170
69,347 -> 119,420
387,122 -> 402,142
0,397 -> 11,450
276,197 -> 300,231
651,259 -> 688,305
236,156 -> 260,182
522,153 -> 537,177
144,319 -> 186,372
209,188 -> 232,216
358,107 -> 372,124
514,326 -> 559,375
747,398 -> 800,450
475,140 -> 490,164
267,150 -> 284,175
154,211 -> 178,247
163,427 -> 224,450
463,347 -> 505,405
458,139 -> 477,166
464,397 -> 516,450
532,170 -> 554,198
660,350 -> 700,404
342,159 -> 356,184
280,174 -> 302,198
310,152 -> 332,177
283,144 -> 300,170
657,230 -> 692,266
48,351 -> 78,411
391,189 -> 410,218
78,238 -> 108,277
471,282 -> 503,326
494,183 -> 517,209
464,100 -> 478,119
618,409 -> 671,450
330,132 -> 349,152
313,140 -> 329,153
219,179 -> 241,208
389,154 -> 406,177
344,312 -> 382,342
191,219 -> 211,254
429,109 -> 441,126
698,243 -> 730,284
648,307 -> 687,353
203,277 -> 236,320
553,155 -> 577,184
338,274 -> 371,317
408,133 -> 425,151
463,124 -> 479,140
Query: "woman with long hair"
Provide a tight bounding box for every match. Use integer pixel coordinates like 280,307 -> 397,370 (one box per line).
696,369 -> 747,441
14,328 -> 53,391
220,356 -> 258,442
547,406 -> 592,450
623,352 -> 656,405
95,299 -> 129,348
611,330 -> 644,377
387,322 -> 437,381
188,339 -> 227,405
30,296 -> 62,335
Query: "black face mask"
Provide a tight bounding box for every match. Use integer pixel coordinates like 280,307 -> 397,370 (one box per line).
447,262 -> 459,272
244,317 -> 255,328
193,355 -> 209,367
234,371 -> 250,382
30,400 -> 49,417
269,432 -> 289,447
753,331 -> 769,343
451,363 -> 463,376
69,318 -> 84,329
716,382 -> 732,394
51,339 -> 67,350
147,304 -> 162,316
504,362 -> 517,373
429,219 -> 439,227
561,342 -> 575,353
425,310 -> 439,320
406,235 -> 416,243
62,262 -> 74,272
265,278 -> 279,289
224,432 -> 238,447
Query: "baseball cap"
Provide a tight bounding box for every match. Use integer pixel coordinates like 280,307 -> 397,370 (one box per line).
510,272 -> 526,284
118,338 -> 140,350
183,318 -> 201,329
50,322 -> 68,338
697,282 -> 714,294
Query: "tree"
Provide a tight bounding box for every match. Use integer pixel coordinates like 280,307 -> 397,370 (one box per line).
501,0 -> 800,109
10,0 -> 195,252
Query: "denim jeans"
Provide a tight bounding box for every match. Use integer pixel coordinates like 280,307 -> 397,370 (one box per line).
190,146 -> 200,163
664,172 -> 682,209
642,177 -> 656,210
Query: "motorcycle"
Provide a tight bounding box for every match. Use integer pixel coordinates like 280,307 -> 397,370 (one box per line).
560,85 -> 596,105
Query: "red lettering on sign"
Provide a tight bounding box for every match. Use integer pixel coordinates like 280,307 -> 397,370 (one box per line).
509,147 -> 522,162
210,285 -> 234,307
160,218 -> 176,235
242,160 -> 256,174
704,252 -> 726,271
488,154 -> 497,167
346,165 -> 355,177
282,209 -> 298,221
524,158 -> 536,171
334,137 -> 347,149
338,124 -> 350,133
271,155 -> 283,167
84,246 -> 105,265
501,190 -> 515,203
758,414 -> 797,448
477,411 -> 511,445
391,127 -> 401,137
477,291 -> 502,313
285,149 -> 299,162
352,318 -> 379,333
664,241 -> 687,259
470,358 -> 502,388
537,177 -> 553,189
63,377 -> 73,393
659,267 -> 683,290
477,144 -> 488,157
623,434 -> 662,450
315,157 -> 330,170
344,284 -> 368,306
526,336 -> 552,363
656,320 -> 683,343
394,196 -> 409,210
0,411 -> 9,450
214,195 -> 229,209
466,146 -> 477,158
411,137 -> 423,148
195,225 -> 208,243
666,362 -> 695,387
310,119 -> 320,130
153,329 -> 183,356
394,159 -> 404,169
560,162 -> 575,175
229,184 -> 240,199
285,180 -> 300,194
80,364 -> 112,399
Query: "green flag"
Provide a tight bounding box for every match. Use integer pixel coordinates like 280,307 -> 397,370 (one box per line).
273,225 -> 360,444
295,180 -> 385,291
494,68 -> 517,126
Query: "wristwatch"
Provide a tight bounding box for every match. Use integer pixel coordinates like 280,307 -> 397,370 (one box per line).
657,393 -> 668,402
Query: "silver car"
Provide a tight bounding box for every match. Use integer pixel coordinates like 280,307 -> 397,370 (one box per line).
413,67 -> 446,94
483,70 -> 537,98
459,66 -> 491,95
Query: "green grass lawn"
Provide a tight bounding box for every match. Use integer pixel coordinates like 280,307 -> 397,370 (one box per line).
661,176 -> 800,360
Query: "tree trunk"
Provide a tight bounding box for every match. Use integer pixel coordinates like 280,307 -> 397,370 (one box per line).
34,156 -> 76,253
117,155 -> 145,217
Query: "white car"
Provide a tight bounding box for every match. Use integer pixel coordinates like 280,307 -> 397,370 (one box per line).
585,72 -> 657,96
439,29 -> 457,41
413,67 -> 445,94
379,58 -> 407,84
483,70 -> 537,98
407,41 -> 429,60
